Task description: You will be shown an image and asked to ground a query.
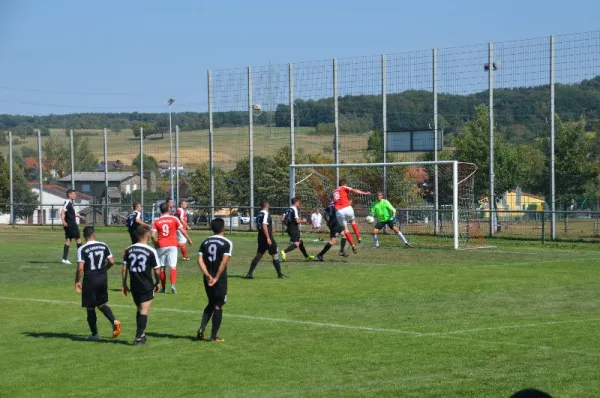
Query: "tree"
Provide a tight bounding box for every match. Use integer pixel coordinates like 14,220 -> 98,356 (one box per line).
132,122 -> 156,139
132,153 -> 159,174
0,153 -> 38,219
42,135 -> 99,178
187,163 -> 230,206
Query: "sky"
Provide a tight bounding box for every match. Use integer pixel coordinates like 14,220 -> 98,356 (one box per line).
0,0 -> 598,116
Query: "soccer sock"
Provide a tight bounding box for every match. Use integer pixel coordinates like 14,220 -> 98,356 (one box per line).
340,238 -> 347,252
299,242 -> 308,257
159,270 -> 166,288
284,244 -> 296,253
200,304 -> 214,332
86,309 -> 98,335
62,245 -> 69,260
98,305 -> 115,324
351,223 -> 361,240
318,243 -> 332,257
272,259 -> 283,276
397,232 -> 408,244
211,309 -> 223,339
248,258 -> 259,275
136,314 -> 147,339
170,268 -> 177,285
373,234 -> 379,246
344,231 -> 355,246
181,246 -> 188,258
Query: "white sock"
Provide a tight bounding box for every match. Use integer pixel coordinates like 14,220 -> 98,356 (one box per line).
373,234 -> 379,246
397,232 -> 408,244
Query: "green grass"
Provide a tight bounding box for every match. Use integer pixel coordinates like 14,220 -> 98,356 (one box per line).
1,227 -> 599,397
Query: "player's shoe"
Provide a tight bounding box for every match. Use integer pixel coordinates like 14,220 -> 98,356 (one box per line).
197,329 -> 205,341
374,244 -> 380,249
357,238 -> 362,244
316,255 -> 324,262
159,288 -> 166,294
305,255 -> 315,261
86,334 -> 99,341
112,320 -> 121,338
61,259 -> 72,265
171,285 -> 177,294
352,246 -> 358,254
133,334 -> 147,346
210,337 -> 225,343
405,242 -> 413,248
279,250 -> 287,262
182,257 -> 190,261
339,251 -> 348,257
244,273 -> 254,279
278,274 -> 289,279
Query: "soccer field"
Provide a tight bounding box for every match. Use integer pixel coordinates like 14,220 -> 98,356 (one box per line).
1,228 -> 599,397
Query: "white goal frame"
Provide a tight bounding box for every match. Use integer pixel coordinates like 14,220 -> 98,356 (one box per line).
290,161 -> 468,250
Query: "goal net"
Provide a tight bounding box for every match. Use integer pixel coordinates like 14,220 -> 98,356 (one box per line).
290,161 -> 486,250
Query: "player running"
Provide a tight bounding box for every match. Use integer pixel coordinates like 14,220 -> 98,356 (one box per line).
126,202 -> 149,244
197,218 -> 233,342
244,199 -> 287,279
370,191 -> 412,248
279,197 -> 314,262
122,224 -> 161,346
61,189 -> 85,264
74,226 -> 120,341
174,200 -> 191,261
316,201 -> 348,261
151,202 -> 193,294
332,179 -> 371,254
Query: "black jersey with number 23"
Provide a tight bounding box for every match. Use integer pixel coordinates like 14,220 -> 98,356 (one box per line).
123,243 -> 160,293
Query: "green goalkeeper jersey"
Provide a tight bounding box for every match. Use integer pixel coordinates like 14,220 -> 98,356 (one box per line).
371,199 -> 396,222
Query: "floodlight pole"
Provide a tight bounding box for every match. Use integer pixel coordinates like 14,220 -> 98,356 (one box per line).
333,58 -> 340,186
175,124 -> 180,203
248,66 -> 255,230
488,42 -> 495,237
289,62 -> 296,203
37,129 -> 43,225
208,70 -> 215,221
433,48 -> 440,234
168,99 -> 175,201
8,131 -> 14,226
382,54 -> 388,198
69,129 -> 75,189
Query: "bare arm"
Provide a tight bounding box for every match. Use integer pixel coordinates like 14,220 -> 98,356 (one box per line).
210,256 -> 231,286
179,227 -> 193,246
262,223 -> 271,245
105,256 -> 115,270
349,188 -> 371,195
198,256 -> 212,281
61,209 -> 67,227
74,262 -> 84,292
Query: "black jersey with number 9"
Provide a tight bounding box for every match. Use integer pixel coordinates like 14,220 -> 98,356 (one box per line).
199,235 -> 233,277
123,243 -> 160,293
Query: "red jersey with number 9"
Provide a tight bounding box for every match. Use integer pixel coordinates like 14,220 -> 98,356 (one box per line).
152,215 -> 182,248
332,186 -> 352,210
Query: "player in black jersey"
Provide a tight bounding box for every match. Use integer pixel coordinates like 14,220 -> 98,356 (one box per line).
74,226 -> 120,341
197,218 -> 233,342
279,197 -> 314,262
61,189 -> 86,264
126,202 -> 149,244
122,224 -> 161,346
245,199 -> 287,279
316,202 -> 348,261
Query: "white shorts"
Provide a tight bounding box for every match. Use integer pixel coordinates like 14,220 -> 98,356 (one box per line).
335,206 -> 355,227
176,230 -> 187,245
157,247 -> 178,269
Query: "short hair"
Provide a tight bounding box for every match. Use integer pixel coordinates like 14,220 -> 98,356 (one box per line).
132,202 -> 140,209
178,200 -> 186,207
211,218 -> 225,234
510,389 -> 552,398
291,197 -> 300,205
166,197 -> 174,203
339,179 -> 347,186
260,199 -> 269,209
377,191 -> 383,195
159,202 -> 170,214
66,189 -> 75,197
135,224 -> 151,240
83,226 -> 95,239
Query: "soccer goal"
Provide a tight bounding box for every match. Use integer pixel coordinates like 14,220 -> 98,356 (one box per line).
290,161 -> 486,250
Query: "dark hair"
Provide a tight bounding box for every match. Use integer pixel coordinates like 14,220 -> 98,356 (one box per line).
83,226 -> 95,239
339,179 -> 347,186
178,200 -> 186,207
66,189 -> 75,197
166,197 -> 174,203
260,199 -> 269,209
510,389 -> 552,398
211,217 -> 225,234
159,202 -> 170,214
135,224 -> 151,240
132,202 -> 140,209
291,197 -> 300,205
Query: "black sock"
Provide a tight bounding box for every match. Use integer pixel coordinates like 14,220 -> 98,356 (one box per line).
211,308 -> 223,339
318,243 -> 332,257
63,245 -> 69,260
247,259 -> 259,275
284,244 -> 296,253
98,305 -> 115,324
77,243 -> 82,250
86,309 -> 98,335
299,242 -> 308,257
340,238 -> 347,253
136,314 -> 147,339
272,260 -> 282,276
200,304 -> 213,332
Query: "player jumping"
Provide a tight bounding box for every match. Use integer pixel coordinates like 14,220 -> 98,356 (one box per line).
332,179 -> 371,254
370,191 -> 412,248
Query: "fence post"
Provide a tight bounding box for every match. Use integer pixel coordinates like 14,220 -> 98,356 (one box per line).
103,127 -> 108,226
433,48 -> 439,235
140,126 -> 144,208
550,35 -> 556,241
51,205 -> 54,229
488,42 -> 495,238
8,131 -> 14,227
175,124 -> 180,202
37,129 -> 43,225
248,66 -> 255,231
289,62 -> 295,203
541,209 -> 545,244
333,58 -> 340,185
208,70 -> 215,222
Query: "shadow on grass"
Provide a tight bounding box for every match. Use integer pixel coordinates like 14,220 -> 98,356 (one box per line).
145,332 -> 197,341
22,332 -> 131,346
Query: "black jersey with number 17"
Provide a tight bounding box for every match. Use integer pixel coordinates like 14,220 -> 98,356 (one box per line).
199,235 -> 233,277
77,241 -> 113,283
123,243 -> 160,293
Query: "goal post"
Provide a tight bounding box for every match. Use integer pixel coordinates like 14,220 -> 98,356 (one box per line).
290,161 -> 484,250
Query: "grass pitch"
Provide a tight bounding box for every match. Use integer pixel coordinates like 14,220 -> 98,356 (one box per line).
0,227 -> 599,397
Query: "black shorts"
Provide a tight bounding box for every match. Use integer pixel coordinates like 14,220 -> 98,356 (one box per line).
329,224 -> 343,239
287,225 -> 301,243
375,219 -> 397,231
82,279 -> 108,308
129,230 -> 138,245
204,278 -> 227,307
64,224 -> 80,240
132,290 -> 154,307
257,236 -> 278,255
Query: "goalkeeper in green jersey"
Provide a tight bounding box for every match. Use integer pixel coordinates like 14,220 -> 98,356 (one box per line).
369,192 -> 412,248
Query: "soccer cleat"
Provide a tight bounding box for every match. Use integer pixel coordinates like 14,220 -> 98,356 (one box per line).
171,285 -> 177,294
278,274 -> 289,279
61,259 -> 72,265
86,334 -> 99,341
305,255 -> 315,261
352,246 -> 358,254
316,255 -> 324,262
244,273 -> 254,279
405,242 -> 413,248
133,334 -> 147,346
279,250 -> 287,262
112,320 -> 121,338
159,288 -> 166,294
339,251 -> 348,257
182,257 -> 190,261
197,329 -> 205,341
357,238 -> 362,244
374,244 -> 380,249
210,337 -> 225,343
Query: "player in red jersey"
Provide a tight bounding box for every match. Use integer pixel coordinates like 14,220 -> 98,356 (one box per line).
151,202 -> 192,294
332,179 -> 371,254
174,200 -> 191,261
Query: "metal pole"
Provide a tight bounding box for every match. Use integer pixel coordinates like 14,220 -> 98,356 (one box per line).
8,131 -> 14,226
69,129 -> 75,189
37,129 -> 43,225
103,127 -> 108,226
550,35 -> 556,241
208,70 -> 215,221
452,161 -> 459,249
289,62 -> 295,202
175,124 -> 180,202
169,105 -> 174,200
488,42 -> 495,237
433,48 -> 440,235
333,58 -> 340,185
382,54 -> 388,198
140,127 -> 144,208
248,66 -> 255,230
